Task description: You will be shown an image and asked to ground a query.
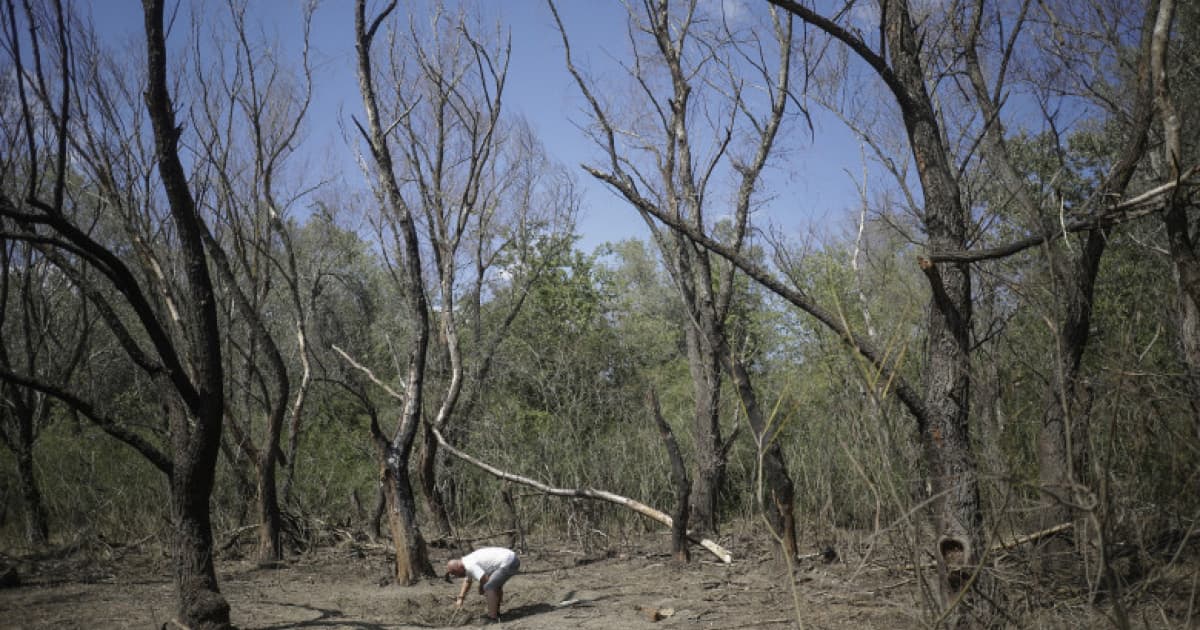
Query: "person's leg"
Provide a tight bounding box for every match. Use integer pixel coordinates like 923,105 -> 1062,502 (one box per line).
485,586 -> 502,619
483,555 -> 517,620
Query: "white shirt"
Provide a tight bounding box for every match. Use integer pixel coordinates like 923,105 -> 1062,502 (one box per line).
462,547 -> 516,581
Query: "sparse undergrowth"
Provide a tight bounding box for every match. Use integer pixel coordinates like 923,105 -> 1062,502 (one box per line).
2,521 -> 1196,629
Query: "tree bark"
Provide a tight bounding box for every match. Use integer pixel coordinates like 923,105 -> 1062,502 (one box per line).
879,0 -> 983,614
15,441 -> 49,547
648,389 -> 691,563
380,444 -> 433,584
418,422 -> 453,539
354,0 -> 436,584
166,396 -> 230,630
684,322 -> 725,535
143,0 -> 232,624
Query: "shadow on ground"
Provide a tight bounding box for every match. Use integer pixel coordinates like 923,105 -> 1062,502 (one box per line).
501,602 -> 556,622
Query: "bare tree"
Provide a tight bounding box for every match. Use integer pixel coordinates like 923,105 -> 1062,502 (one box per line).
0,0 -> 235,625
352,0 -> 579,580
189,0 -> 318,563
550,0 -> 799,556
352,0 -> 438,584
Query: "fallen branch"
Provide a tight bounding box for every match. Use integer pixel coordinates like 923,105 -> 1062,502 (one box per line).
220,524 -> 259,553
430,426 -> 733,563
991,522 -> 1074,552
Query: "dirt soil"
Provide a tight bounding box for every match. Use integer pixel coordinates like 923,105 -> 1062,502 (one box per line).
2,529 -> 1191,629
0,531 -> 929,630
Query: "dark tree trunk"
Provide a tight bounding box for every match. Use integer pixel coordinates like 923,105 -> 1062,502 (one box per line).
144,0 -> 232,624
418,422 -> 452,539
168,398 -> 230,630
170,477 -> 229,629
685,323 -> 725,535
884,1 -> 985,617
381,445 -> 434,584
15,442 -> 49,547
649,389 -> 691,563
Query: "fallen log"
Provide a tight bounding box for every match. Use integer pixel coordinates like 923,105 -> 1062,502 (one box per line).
430,426 -> 732,563
331,346 -> 731,562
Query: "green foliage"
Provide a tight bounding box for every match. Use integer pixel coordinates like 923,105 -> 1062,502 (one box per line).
0,416 -> 167,549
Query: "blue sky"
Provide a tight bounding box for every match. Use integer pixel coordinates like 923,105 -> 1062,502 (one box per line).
85,0 -> 869,254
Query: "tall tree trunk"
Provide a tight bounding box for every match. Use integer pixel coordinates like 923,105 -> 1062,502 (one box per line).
354,0 -> 438,584
885,0 -> 985,614
685,324 -> 725,535
144,0 -> 231,623
167,399 -> 230,629
15,441 -> 49,547
418,422 -> 452,539
381,444 -> 434,584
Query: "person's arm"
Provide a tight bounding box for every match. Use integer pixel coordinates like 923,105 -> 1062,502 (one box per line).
455,577 -> 472,607
477,573 -> 489,595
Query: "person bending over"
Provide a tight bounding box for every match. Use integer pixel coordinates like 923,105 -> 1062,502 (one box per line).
447,546 -> 520,622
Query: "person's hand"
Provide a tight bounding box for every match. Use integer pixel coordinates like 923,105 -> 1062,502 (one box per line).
454,595 -> 464,608
478,575 -> 488,595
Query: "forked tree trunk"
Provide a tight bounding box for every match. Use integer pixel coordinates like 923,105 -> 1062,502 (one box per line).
144,0 -> 232,623
381,446 -> 434,584
354,0 -> 436,585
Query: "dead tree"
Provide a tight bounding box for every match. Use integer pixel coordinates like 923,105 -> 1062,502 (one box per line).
189,0 -> 318,563
549,0 -> 800,557
351,0 -> 579,581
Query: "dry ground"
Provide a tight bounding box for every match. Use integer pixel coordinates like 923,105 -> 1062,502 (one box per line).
0,528 -> 1194,629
